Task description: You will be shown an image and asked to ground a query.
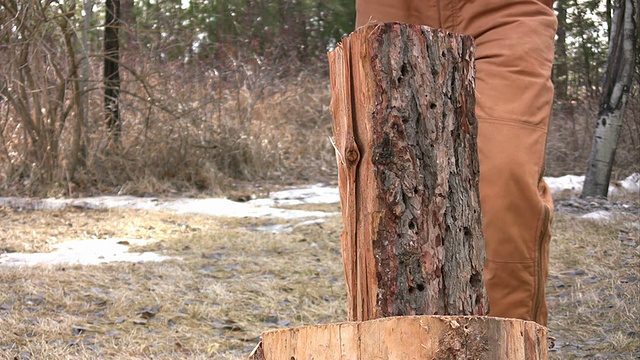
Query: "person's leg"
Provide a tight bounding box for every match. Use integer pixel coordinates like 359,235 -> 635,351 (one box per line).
355,0 -> 557,325
356,0 -> 442,29
453,0 -> 556,326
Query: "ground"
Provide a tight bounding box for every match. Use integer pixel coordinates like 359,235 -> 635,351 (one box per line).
0,182 -> 638,359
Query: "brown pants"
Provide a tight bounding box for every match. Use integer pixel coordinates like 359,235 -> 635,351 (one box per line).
356,0 -> 557,325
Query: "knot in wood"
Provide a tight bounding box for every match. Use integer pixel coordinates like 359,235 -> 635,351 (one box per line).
346,146 -> 360,165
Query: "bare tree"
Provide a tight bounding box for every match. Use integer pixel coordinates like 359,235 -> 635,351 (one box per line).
554,0 -> 569,100
105,0 -> 121,141
0,0 -> 85,190
81,0 -> 93,156
582,0 -> 638,198
61,0 -> 87,185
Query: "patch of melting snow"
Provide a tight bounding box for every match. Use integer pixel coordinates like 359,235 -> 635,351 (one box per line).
545,175 -> 586,194
1,176 -> 637,266
544,173 -> 640,196
266,184 -> 341,205
251,218 -> 327,234
580,210 -> 613,221
0,184 -> 340,220
0,238 -> 173,267
613,173 -> 640,194
547,173 -> 640,222
0,184 -> 339,267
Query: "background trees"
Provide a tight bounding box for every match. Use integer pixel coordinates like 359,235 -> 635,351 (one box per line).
0,0 -> 636,196
581,0 -> 638,198
0,0 -> 86,189
104,0 -> 121,140
552,0 -> 611,101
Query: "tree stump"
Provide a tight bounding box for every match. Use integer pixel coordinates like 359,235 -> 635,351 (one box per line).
250,23 -> 548,359
250,316 -> 548,359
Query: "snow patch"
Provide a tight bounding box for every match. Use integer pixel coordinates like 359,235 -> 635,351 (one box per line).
609,173 -> 640,196
1,176 -> 637,266
544,175 -> 585,194
265,184 -> 340,205
0,238 -> 173,267
543,173 -> 640,196
580,210 -> 613,221
251,218 -> 327,234
0,184 -> 340,220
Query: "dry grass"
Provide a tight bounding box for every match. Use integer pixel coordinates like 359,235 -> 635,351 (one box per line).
0,55 -> 339,197
548,210 -> 640,359
0,198 -> 638,359
0,204 -> 346,359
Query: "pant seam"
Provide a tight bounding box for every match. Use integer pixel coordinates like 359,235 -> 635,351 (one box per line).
532,203 -> 551,323
485,258 -> 535,264
478,116 -> 549,132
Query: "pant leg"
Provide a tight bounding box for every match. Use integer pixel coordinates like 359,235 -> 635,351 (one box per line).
454,0 -> 557,326
355,0 -> 557,325
356,0 -> 442,28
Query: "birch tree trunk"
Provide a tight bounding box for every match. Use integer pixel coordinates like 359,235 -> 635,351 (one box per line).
582,0 -> 638,198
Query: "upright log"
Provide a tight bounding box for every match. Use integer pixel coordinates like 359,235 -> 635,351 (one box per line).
330,22 -> 488,321
250,23 -> 548,359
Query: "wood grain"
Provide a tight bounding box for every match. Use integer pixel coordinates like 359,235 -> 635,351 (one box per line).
255,316 -> 548,359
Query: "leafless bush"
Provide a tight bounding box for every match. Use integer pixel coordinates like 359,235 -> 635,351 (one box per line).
0,0 -> 86,194
0,2 -> 336,196
74,53 -> 335,195
546,88 -> 640,179
2,1 -> 633,197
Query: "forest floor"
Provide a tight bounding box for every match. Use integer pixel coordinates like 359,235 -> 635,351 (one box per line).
0,181 -> 638,359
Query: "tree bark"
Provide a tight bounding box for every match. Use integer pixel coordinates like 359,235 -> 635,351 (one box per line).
251,316 -> 548,360
104,0 -> 121,141
554,0 -> 569,100
329,23 -> 488,322
582,0 -> 638,198
58,3 -> 85,188
82,0 -> 93,158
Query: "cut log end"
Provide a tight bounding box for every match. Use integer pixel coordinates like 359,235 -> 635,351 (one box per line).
251,316 -> 548,360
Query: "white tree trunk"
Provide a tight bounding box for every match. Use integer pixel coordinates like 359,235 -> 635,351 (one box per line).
582,0 -> 638,198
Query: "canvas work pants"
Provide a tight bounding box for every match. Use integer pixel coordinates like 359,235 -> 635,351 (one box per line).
356,0 -> 557,325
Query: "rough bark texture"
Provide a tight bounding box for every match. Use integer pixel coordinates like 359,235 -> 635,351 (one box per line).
554,0 -> 569,100
582,0 -> 637,199
251,316 -> 548,360
328,23 -> 488,322
104,0 -> 121,139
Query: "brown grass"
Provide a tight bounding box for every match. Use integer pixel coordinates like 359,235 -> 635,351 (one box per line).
0,204 -> 347,359
0,198 -> 638,359
548,210 -> 640,359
